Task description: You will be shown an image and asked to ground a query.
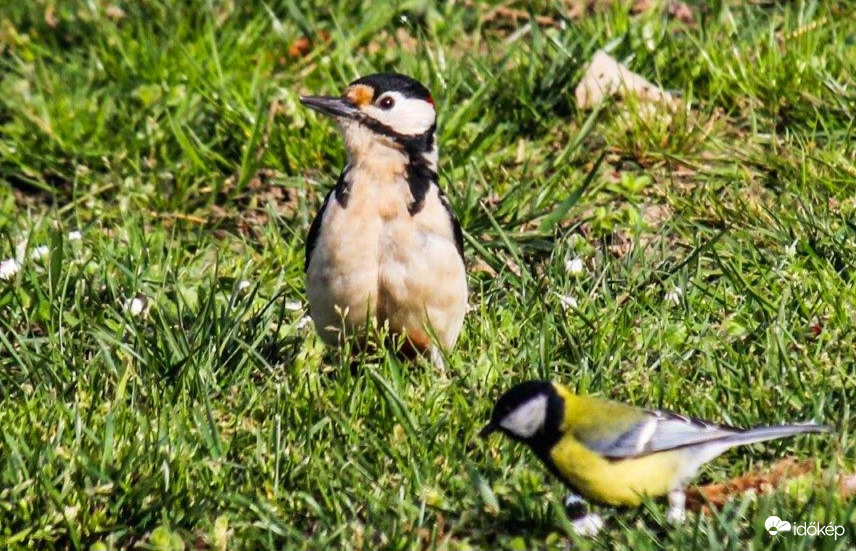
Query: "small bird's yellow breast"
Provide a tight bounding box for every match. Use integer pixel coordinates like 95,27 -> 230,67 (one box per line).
549,437 -> 685,506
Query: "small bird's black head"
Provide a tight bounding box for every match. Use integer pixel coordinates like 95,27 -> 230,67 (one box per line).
300,72 -> 437,144
481,381 -> 563,450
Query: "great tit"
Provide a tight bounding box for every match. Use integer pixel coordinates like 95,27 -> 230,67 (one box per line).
481,380 -> 832,534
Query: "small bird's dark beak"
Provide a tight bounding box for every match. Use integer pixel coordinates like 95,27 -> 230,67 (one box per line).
300,95 -> 359,119
479,423 -> 496,438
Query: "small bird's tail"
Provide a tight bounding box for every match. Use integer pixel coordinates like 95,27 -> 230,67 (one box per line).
725,422 -> 833,448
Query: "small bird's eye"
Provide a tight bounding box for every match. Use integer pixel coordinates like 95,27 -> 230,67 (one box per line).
378,96 -> 395,110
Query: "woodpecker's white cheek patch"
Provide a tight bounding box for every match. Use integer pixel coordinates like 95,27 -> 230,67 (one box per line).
500,395 -> 548,438
364,92 -> 436,136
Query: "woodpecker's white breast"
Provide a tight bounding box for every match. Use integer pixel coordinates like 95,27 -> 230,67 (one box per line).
306,142 -> 467,352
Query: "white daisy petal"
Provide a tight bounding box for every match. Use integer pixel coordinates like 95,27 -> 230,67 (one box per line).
0,258 -> 21,281
236,279 -> 252,292
284,300 -> 303,311
296,316 -> 313,330
30,246 -> 50,261
557,294 -> 579,309
664,287 -> 683,305
125,294 -> 149,317
565,257 -> 585,275
67,231 -> 82,241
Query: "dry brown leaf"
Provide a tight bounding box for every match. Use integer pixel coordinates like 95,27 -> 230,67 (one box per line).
575,50 -> 678,110
565,1 -> 586,19
667,1 -> 696,26
288,31 -> 330,58
631,0 -> 655,14
839,473 -> 856,498
686,458 -> 814,513
289,37 -> 311,58
566,0 -> 691,21
394,28 -> 419,50
471,258 -> 498,277
607,231 -> 632,258
465,1 -> 563,29
641,203 -> 672,228
505,259 -> 522,277
564,0 -> 622,19
105,5 -> 126,20
44,5 -> 59,28
482,193 -> 501,209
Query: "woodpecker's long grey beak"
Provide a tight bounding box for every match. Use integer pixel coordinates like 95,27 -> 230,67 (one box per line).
479,422 -> 497,438
300,95 -> 359,119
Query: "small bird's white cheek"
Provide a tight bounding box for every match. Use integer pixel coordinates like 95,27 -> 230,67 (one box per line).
500,395 -> 548,438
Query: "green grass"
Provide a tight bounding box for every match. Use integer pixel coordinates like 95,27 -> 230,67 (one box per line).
1,0 -> 855,549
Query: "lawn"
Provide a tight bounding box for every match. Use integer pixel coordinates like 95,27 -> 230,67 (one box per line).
1,0 -> 855,549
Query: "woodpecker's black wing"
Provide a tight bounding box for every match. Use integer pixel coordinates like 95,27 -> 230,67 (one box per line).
439,190 -> 464,261
304,189 -> 330,272
305,169 -> 352,271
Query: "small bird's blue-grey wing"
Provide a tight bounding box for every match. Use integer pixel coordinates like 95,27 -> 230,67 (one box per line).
583,410 -> 741,459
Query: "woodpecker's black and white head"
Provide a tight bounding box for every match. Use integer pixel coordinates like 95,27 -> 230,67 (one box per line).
300,73 -> 438,171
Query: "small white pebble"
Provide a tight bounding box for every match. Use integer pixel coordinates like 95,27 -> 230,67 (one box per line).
67,231 -> 82,241
126,295 -> 148,316
557,293 -> 578,309
565,257 -> 585,275
284,300 -> 303,311
665,287 -> 683,305
296,316 -> 313,330
236,279 -> 251,292
30,246 -> 50,261
0,258 -> 21,281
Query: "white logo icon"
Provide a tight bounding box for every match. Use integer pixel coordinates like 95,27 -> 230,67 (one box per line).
765,516 -> 792,536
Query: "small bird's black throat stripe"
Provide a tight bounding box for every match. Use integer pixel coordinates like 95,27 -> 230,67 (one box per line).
526,389 -> 565,467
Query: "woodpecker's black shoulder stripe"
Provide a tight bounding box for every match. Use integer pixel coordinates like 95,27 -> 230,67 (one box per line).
333,165 -> 352,208
401,125 -> 437,216
405,162 -> 433,216
305,169 -> 350,272
439,191 -> 465,260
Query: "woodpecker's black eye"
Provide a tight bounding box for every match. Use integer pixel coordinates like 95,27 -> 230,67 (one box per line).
378,96 -> 395,110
